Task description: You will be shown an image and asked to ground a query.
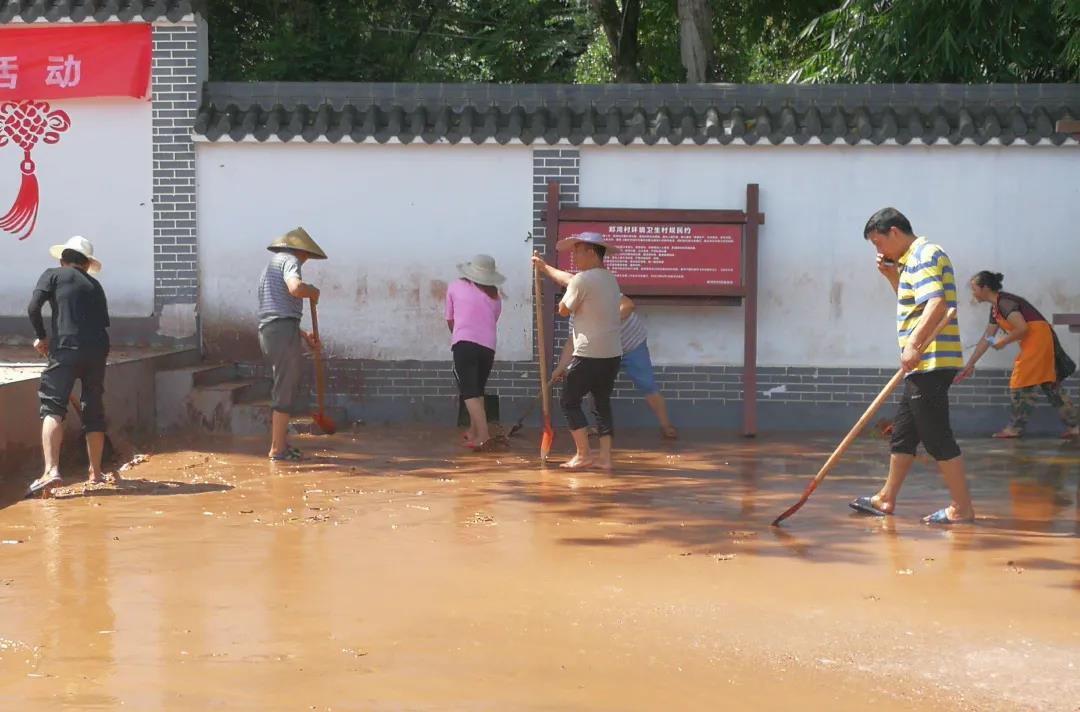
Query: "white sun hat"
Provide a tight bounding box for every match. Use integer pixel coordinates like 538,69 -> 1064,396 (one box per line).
457,254 -> 505,286
49,235 -> 101,273
554,231 -> 619,255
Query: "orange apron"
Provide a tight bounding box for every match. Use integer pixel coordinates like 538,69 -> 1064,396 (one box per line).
995,315 -> 1057,389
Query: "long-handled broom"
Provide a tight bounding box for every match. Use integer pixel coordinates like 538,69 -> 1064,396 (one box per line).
534,263 -> 554,463
772,307 -> 957,526
309,300 -> 337,435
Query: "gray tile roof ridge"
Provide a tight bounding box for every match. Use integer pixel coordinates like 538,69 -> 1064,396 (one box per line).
0,1 -> 194,22
197,82 -> 1080,145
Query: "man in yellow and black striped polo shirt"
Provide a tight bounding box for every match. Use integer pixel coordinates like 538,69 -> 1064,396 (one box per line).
849,208 -> 975,525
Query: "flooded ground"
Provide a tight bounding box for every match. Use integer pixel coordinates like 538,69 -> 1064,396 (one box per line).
1,427 -> 1078,711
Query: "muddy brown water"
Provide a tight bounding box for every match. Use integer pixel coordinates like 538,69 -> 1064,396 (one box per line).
1,428 -> 1078,711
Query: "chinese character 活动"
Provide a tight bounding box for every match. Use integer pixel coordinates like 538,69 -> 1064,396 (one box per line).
0,57 -> 18,90
46,55 -> 81,89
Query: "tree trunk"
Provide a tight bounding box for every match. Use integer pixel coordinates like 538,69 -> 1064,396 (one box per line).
678,0 -> 714,82
590,0 -> 642,82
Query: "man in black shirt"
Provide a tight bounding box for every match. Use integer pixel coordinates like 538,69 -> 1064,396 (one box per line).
25,236 -> 110,497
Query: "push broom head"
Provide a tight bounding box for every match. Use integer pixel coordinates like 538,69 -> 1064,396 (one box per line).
540,425 -> 554,463
313,411 -> 337,435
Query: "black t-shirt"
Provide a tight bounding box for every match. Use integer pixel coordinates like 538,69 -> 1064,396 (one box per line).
28,267 -> 110,350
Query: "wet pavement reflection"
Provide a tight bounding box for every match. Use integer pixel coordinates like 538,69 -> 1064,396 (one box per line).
1,427 -> 1078,710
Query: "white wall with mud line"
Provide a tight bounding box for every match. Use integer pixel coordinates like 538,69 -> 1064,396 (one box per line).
197,142 -> 534,361
580,143 -> 1080,369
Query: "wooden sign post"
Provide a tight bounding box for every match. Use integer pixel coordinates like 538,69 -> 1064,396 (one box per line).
545,182 -> 765,436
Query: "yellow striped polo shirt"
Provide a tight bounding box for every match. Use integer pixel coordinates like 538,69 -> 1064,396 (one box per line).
896,237 -> 963,374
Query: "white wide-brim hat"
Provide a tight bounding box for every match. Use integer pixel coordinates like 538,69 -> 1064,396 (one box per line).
457,254 -> 505,286
49,235 -> 101,273
555,231 -> 619,255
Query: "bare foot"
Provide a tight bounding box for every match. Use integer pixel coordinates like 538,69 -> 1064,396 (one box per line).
992,427 -> 1021,439
593,456 -> 613,471
660,425 -> 678,440
560,455 -> 594,471
87,472 -> 105,485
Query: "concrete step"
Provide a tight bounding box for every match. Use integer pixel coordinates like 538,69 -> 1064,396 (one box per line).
192,363 -> 240,387
196,378 -> 271,404
155,361 -> 272,434
230,399 -> 348,437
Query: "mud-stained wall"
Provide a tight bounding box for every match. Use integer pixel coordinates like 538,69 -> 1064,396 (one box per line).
0,99 -> 154,318
197,142 -> 534,361
581,144 -> 1080,369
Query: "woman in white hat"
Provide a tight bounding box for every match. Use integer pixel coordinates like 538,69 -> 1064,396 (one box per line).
532,232 -> 622,471
446,254 -> 504,450
25,236 -> 110,497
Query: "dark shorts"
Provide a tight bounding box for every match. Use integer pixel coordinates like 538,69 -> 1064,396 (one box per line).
39,347 -> 108,432
259,318 -> 307,415
890,369 -> 962,461
452,341 -> 495,400
561,355 -> 621,436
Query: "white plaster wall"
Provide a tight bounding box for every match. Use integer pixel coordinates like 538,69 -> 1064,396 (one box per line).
198,142 -> 534,360
580,144 -> 1080,368
0,100 -> 154,317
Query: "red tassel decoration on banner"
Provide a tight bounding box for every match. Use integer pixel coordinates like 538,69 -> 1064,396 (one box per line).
0,153 -> 40,240
0,100 -> 71,241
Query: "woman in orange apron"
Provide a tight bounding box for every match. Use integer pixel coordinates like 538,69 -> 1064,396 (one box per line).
955,271 -> 1078,439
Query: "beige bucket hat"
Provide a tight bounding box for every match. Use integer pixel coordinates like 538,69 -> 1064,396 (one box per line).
457,254 -> 505,286
555,231 -> 619,255
267,227 -> 328,259
49,235 -> 102,273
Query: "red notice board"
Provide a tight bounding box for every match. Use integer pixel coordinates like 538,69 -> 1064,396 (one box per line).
555,221 -> 742,296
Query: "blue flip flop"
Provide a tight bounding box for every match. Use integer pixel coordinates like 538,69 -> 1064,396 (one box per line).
849,495 -> 891,517
24,474 -> 61,499
923,508 -> 973,525
269,449 -> 302,462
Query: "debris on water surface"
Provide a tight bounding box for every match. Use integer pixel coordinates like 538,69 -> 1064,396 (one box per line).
465,512 -> 496,526
897,569 -> 913,575
715,553 -> 737,562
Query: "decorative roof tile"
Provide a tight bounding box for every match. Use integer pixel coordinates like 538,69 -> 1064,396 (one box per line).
195,82 -> 1080,146
0,1 -> 194,23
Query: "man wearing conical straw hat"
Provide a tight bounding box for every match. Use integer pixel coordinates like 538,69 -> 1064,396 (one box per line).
25,236 -> 110,498
258,227 -> 325,461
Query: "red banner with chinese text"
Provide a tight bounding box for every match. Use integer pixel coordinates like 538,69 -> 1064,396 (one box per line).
0,25 -> 152,101
556,221 -> 743,295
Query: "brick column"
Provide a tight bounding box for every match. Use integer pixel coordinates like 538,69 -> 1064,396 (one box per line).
151,23 -> 200,310
531,148 -> 579,359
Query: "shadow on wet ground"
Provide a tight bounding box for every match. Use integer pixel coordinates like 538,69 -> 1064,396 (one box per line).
2,425 -> 1079,710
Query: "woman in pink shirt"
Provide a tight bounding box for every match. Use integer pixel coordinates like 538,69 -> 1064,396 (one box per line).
446,255 -> 504,449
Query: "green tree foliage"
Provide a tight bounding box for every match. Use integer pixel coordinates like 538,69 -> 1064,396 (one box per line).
207,0 -> 593,83
207,0 -> 1079,84
576,0 -> 833,83
794,0 -> 1080,83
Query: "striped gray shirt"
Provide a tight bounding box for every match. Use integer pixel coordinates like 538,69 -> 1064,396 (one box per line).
619,311 -> 648,353
258,252 -> 303,326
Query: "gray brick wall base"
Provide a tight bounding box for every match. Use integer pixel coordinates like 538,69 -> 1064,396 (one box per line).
236,359 -> 1079,436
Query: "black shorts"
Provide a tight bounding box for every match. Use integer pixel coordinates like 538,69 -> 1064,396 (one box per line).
890,369 -> 961,461
452,341 -> 495,400
38,347 -> 108,433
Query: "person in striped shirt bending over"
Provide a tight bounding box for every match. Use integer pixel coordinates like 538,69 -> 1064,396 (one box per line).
533,256 -> 677,440
850,208 -> 975,525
